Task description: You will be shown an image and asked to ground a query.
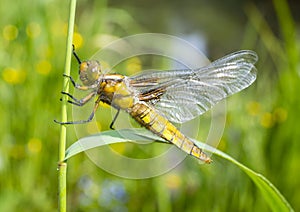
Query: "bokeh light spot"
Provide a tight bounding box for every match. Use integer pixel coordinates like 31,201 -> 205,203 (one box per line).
246,101 -> 261,116
73,32 -> 83,49
260,112 -> 274,128
26,22 -> 41,39
35,60 -> 52,75
27,138 -> 42,154
3,25 -> 18,41
2,67 -> 26,84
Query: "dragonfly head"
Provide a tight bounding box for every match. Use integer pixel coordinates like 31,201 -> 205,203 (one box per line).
79,60 -> 102,85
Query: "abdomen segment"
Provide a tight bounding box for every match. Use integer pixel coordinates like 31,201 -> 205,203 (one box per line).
129,103 -> 212,163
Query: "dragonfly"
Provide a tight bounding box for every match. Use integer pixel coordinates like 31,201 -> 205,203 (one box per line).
55,47 -> 258,163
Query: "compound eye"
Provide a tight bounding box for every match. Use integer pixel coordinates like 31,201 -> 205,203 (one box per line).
79,62 -> 88,74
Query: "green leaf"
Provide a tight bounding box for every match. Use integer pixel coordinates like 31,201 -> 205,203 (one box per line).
191,138 -> 293,212
65,128 -> 293,211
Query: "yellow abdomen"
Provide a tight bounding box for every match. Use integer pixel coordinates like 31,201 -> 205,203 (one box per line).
129,103 -> 212,163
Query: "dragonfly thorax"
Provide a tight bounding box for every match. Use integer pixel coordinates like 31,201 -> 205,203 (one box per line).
79,60 -> 101,85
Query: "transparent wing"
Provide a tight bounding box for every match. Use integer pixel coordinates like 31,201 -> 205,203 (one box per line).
129,50 -> 258,123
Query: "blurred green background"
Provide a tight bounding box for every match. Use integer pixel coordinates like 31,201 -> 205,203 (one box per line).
0,0 -> 299,211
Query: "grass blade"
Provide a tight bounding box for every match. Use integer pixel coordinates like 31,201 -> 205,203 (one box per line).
65,128 -> 293,211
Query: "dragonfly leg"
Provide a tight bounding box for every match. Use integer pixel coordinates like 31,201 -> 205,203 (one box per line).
61,91 -> 96,106
54,97 -> 101,125
63,74 -> 98,90
63,74 -> 78,87
72,44 -> 82,64
109,109 -> 120,130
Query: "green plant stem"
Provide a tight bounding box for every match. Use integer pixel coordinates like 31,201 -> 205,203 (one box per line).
58,0 -> 77,211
